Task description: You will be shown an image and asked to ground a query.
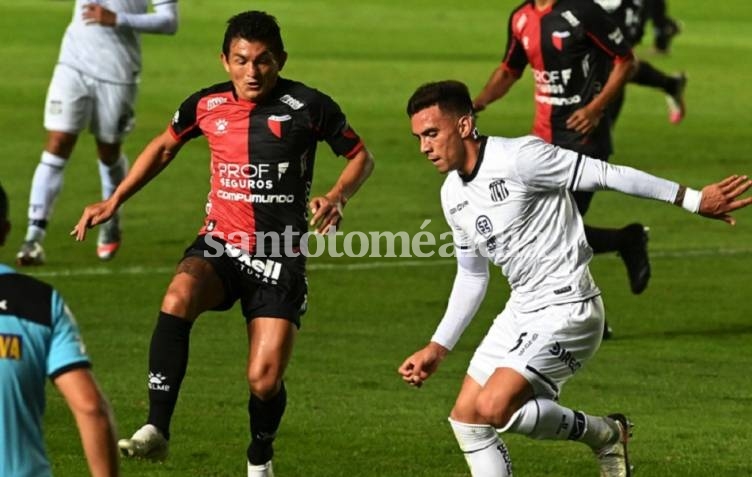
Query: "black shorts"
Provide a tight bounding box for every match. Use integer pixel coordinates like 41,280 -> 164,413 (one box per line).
181,235 -> 308,327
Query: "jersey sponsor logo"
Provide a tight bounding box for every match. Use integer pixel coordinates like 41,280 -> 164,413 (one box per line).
609,27 -> 625,44
0,334 -> 22,360
148,372 -> 170,392
489,179 -> 509,202
549,341 -> 582,373
551,30 -> 571,51
280,94 -> 304,110
217,163 -> 275,190
534,93 -> 582,106
217,190 -> 295,204
449,200 -> 469,215
561,10 -> 581,27
267,114 -> 292,139
277,162 -> 289,180
533,68 -> 573,95
214,118 -> 229,135
206,96 -> 228,111
48,100 -> 63,115
225,244 -> 284,284
475,215 -> 493,238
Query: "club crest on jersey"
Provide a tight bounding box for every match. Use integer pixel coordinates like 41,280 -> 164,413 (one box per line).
489,179 -> 509,202
551,31 -> 571,51
475,215 -> 493,238
267,114 -> 292,139
215,118 -> 229,135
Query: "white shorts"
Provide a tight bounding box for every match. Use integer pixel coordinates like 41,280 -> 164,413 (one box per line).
467,296 -> 604,400
43,63 -> 137,143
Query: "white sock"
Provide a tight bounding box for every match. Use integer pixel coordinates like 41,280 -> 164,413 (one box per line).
503,398 -> 619,448
449,418 -> 513,477
26,151 -> 67,242
98,155 -> 128,200
247,460 -> 273,477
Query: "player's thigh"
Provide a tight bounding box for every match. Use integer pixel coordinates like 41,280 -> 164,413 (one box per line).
91,80 -> 136,144
43,64 -> 92,135
450,375 -> 485,423
470,298 -> 604,399
161,256 -> 226,320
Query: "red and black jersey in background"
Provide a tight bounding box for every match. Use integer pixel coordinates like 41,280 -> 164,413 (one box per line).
595,0 -> 648,45
169,77 -> 363,257
502,0 -> 633,159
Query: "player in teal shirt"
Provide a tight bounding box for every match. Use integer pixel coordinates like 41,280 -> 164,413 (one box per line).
0,184 -> 119,477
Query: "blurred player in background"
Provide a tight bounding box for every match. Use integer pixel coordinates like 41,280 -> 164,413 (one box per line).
73,10 -> 373,477
400,80 -> 752,477
17,0 -> 178,266
597,0 -> 687,124
0,183 -> 119,477
473,0 -> 646,337
647,0 -> 681,53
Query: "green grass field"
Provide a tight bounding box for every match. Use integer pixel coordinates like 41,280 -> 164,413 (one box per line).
2,1 -> 752,475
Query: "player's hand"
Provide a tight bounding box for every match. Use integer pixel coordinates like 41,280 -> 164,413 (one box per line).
82,3 -> 117,27
71,199 -> 118,241
398,342 -> 448,388
309,194 -> 344,235
699,175 -> 752,225
566,106 -> 602,135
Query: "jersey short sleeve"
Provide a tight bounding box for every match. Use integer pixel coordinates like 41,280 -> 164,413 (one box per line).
513,137 -> 582,192
502,7 -> 529,76
47,292 -> 90,379
580,1 -> 633,60
168,89 -> 205,141
312,93 -> 364,159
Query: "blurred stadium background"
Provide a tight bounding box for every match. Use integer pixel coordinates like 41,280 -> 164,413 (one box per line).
1,1 -> 751,475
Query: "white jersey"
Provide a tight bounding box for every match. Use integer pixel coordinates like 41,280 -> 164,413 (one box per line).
58,0 -> 176,84
441,135 -> 600,312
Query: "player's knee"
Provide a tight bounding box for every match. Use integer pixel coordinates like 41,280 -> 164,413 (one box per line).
475,392 -> 516,429
247,363 -> 282,400
161,287 -> 193,318
44,132 -> 76,159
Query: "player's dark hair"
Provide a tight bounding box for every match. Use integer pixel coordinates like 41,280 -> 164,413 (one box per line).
406,80 -> 474,118
223,11 -> 285,59
0,183 -> 7,222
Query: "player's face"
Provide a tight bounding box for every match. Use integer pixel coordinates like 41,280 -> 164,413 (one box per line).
222,38 -> 286,102
410,105 -> 468,174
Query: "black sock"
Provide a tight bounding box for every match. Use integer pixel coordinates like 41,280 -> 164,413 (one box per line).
584,225 -> 622,254
247,382 -> 287,465
632,61 -> 676,94
146,312 -> 193,440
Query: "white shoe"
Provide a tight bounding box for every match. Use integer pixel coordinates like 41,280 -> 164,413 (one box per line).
118,424 -> 168,461
16,240 -> 45,266
97,214 -> 121,261
595,414 -> 633,477
248,460 -> 274,477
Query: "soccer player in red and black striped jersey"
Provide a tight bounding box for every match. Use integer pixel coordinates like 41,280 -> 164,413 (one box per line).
73,10 -> 373,476
472,0 -> 651,309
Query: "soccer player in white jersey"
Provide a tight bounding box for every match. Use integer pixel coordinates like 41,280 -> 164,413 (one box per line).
17,0 -> 178,266
399,80 -> 752,477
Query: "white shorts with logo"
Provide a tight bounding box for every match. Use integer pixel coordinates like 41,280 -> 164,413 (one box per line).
44,63 -> 137,143
467,296 -> 604,400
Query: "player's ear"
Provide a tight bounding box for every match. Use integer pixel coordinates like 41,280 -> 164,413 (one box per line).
220,53 -> 231,74
276,51 -> 288,71
457,114 -> 474,139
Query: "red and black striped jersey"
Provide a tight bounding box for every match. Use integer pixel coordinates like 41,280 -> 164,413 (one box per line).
169,77 -> 364,255
502,0 -> 633,158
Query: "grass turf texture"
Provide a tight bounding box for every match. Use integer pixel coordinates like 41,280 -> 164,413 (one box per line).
1,1 -> 751,475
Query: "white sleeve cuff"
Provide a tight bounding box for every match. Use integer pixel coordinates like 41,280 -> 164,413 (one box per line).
682,188 -> 702,213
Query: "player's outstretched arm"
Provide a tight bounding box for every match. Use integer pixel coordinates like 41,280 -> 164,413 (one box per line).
398,342 -> 449,388
473,66 -> 519,113
82,2 -> 178,35
55,369 -> 119,477
309,147 -> 374,234
691,175 -> 752,225
72,129 -> 184,241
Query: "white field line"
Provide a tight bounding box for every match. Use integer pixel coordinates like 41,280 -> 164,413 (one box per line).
27,247 -> 752,278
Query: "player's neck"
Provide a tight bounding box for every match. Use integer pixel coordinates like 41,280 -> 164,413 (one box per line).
459,139 -> 482,177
